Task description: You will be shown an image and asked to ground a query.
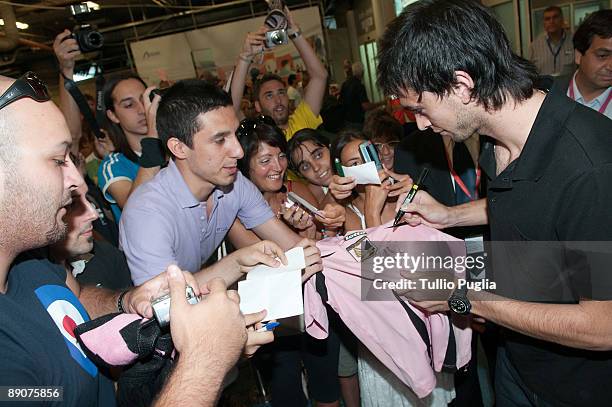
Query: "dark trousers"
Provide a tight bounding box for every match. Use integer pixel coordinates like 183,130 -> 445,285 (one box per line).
495,345 -> 555,407
257,330 -> 340,407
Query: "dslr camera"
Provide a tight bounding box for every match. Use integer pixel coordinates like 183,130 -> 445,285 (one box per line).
72,24 -> 104,53
264,1 -> 288,49
151,285 -> 199,328
68,3 -> 104,53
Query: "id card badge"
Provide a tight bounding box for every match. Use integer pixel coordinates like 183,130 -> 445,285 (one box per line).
464,235 -> 486,280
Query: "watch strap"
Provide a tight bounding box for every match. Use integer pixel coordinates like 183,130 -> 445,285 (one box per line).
117,289 -> 130,313
288,29 -> 302,40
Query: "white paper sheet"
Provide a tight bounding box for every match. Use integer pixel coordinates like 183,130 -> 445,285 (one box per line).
238,247 -> 305,320
342,161 -> 381,185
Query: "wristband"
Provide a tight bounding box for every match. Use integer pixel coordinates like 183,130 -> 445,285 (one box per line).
117,289 -> 130,313
238,54 -> 253,63
139,137 -> 166,168
288,30 -> 302,40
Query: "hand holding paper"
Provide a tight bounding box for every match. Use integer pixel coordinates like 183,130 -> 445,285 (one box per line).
342,161 -> 382,185
238,247 -> 305,320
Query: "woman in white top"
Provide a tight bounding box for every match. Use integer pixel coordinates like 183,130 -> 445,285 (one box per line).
329,129 -> 455,407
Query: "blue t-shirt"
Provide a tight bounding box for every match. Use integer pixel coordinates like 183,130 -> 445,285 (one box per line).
0,259 -> 116,406
98,152 -> 140,221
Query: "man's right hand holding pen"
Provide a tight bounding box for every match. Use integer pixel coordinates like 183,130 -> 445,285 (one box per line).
399,190 -> 489,229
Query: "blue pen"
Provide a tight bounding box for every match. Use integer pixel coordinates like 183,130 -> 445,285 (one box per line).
256,321 -> 280,332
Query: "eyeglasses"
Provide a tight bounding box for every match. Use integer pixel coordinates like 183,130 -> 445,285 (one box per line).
236,115 -> 276,139
0,71 -> 50,111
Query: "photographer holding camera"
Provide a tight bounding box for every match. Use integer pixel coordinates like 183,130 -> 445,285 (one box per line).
53,29 -> 112,158
231,6 -> 328,140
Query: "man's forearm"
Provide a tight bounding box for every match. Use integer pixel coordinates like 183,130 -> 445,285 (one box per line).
195,254 -> 242,287
153,352 -> 224,407
449,198 -> 488,227
79,285 -> 121,319
471,292 -> 612,351
292,34 -> 327,114
253,218 -> 302,251
292,35 -> 326,81
230,56 -> 250,118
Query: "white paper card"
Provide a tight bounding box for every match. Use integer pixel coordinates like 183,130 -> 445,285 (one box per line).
239,247 -> 305,320
342,161 -> 381,185
246,247 -> 305,280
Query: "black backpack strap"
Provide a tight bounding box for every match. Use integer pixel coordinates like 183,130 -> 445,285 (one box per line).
62,72 -> 104,139
442,314 -> 458,371
392,290 -> 432,365
315,271 -> 328,303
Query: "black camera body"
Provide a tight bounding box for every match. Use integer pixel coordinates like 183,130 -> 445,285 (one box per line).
72,24 -> 104,53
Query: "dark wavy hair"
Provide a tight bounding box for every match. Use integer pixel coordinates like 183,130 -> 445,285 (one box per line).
377,0 -> 538,111
362,110 -> 402,143
237,119 -> 287,179
287,128 -> 330,172
573,10 -> 612,55
102,73 -> 147,163
330,129 -> 367,172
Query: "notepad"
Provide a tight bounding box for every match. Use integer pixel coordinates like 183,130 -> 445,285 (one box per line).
238,247 -> 305,320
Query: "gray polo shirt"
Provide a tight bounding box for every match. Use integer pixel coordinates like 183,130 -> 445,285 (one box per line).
119,160 -> 274,285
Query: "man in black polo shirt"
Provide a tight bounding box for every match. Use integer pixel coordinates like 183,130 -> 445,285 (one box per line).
377,0 -> 612,406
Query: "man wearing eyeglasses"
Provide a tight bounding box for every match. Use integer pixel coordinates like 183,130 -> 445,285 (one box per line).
119,79 -> 327,287
0,73 -> 269,406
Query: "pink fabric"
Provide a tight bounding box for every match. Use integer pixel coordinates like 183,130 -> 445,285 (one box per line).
79,313 -> 141,366
305,221 -> 472,398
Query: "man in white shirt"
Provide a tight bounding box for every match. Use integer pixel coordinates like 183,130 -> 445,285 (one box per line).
563,9 -> 612,120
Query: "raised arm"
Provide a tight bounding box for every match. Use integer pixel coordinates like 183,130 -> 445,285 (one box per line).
53,29 -> 82,154
285,8 -> 328,116
231,27 -> 267,119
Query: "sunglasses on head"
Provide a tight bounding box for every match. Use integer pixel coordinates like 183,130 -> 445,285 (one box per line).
0,71 -> 50,111
236,115 -> 276,139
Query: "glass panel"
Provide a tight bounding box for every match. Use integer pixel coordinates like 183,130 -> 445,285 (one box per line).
492,1 -> 518,53
368,41 -> 381,102
359,44 -> 372,102
574,1 -> 605,28
394,0 -> 420,16
519,0 -> 531,57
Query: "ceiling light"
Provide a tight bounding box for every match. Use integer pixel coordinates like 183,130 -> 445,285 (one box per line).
0,19 -> 29,30
86,2 -> 100,11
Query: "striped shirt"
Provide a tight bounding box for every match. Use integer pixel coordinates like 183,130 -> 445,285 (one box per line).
97,152 -> 140,221
529,30 -> 575,76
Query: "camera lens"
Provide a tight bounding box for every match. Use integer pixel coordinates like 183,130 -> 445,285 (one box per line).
85,31 -> 104,49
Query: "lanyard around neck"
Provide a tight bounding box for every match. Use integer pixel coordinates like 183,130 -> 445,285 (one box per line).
569,77 -> 612,114
444,146 -> 481,201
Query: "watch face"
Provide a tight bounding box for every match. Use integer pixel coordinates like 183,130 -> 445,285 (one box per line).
449,297 -> 471,314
